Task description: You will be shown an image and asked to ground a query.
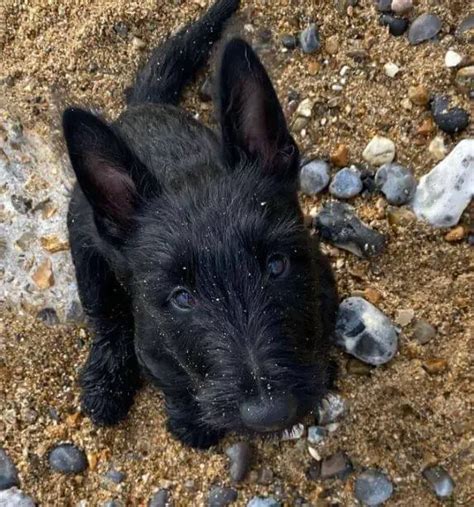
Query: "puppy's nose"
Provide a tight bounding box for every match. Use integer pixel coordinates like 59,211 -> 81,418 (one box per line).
239,394 -> 298,432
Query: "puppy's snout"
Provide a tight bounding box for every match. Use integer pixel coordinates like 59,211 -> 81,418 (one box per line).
239,394 -> 297,432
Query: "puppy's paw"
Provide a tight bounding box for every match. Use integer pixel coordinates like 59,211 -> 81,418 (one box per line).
166,417 -> 224,449
81,384 -> 135,426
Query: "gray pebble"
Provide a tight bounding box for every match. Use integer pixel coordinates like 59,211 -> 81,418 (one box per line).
281,34 -> 297,49
379,14 -> 409,36
258,468 -> 274,485
148,489 -> 171,507
0,449 -> 19,490
431,96 -> 470,134
317,393 -> 348,425
104,469 -> 125,484
329,166 -> 363,199
375,163 -> 416,205
307,426 -> 327,445
408,13 -> 442,45
225,442 -> 251,482
299,24 -> 320,53
299,160 -> 330,195
456,14 -> 474,42
36,308 -> 59,326
315,202 -> 386,258
355,469 -> 394,506
0,488 -> 35,507
412,319 -> 436,344
422,466 -> 454,498
320,452 -> 353,480
336,297 -> 398,366
247,497 -> 281,507
48,443 -> 88,474
208,486 -> 238,507
376,0 -> 392,12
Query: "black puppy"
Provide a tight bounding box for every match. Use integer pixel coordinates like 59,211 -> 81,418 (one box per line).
63,0 -> 338,449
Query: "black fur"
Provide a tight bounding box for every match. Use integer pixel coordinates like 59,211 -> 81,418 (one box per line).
64,0 -> 338,449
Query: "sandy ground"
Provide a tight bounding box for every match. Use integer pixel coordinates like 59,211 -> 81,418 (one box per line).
1,0 -> 473,506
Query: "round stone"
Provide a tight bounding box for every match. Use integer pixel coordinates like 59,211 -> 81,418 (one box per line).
329,166 -> 363,199
0,488 -> 35,507
380,15 -> 409,36
422,466 -> 454,498
412,319 -> 436,344
208,486 -> 238,507
375,163 -> 417,205
408,14 -> 442,45
363,136 -> 396,166
0,449 -> 19,490
355,469 -> 394,506
225,442 -> 251,482
431,96 -> 470,134
391,0 -> 412,14
281,34 -> 297,49
299,24 -> 320,53
300,160 -> 330,195
48,443 -> 88,474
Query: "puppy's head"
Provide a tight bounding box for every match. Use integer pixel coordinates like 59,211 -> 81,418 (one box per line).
63,39 -> 333,434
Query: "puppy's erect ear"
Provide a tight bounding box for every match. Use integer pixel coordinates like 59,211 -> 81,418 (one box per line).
63,108 -> 144,240
218,38 -> 299,187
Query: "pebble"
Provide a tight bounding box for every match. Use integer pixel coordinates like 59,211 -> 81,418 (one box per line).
48,443 -> 88,474
330,144 -> 350,167
456,14 -> 474,42
363,136 -> 396,166
395,309 -> 415,327
376,0 -> 392,12
408,14 -> 442,45
325,35 -> 339,55
408,85 -> 429,106
0,449 -> 19,490
132,36 -> 146,50
307,426 -> 327,445
380,15 -> 409,36
247,497 -> 280,507
281,423 -> 305,440
430,96 -> 470,134
299,160 -> 330,195
354,469 -> 394,506
422,466 -> 454,498
455,66 -> 474,94
423,358 -> 448,375
346,358 -> 373,376
36,307 -> 60,326
208,486 -> 238,507
299,24 -> 320,53
258,468 -> 274,485
317,393 -> 348,425
445,226 -> 465,242
320,452 -> 353,480
148,489 -> 170,507
225,442 -> 251,482
384,62 -> 400,78
315,202 -> 386,258
444,50 -> 462,68
375,163 -> 416,205
0,488 -> 35,507
296,98 -> 314,118
40,235 -> 69,253
31,258 -> 54,290
104,469 -> 125,484
335,297 -> 398,366
281,34 -> 297,49
391,0 -> 412,14
428,136 -> 447,161
412,319 -> 436,344
412,139 -> 474,227
329,166 -> 363,199
364,287 -> 383,305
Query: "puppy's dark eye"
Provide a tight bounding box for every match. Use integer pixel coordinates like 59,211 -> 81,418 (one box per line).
171,288 -> 196,311
267,254 -> 289,278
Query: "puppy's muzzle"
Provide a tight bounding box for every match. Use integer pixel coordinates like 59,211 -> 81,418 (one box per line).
239,393 -> 298,432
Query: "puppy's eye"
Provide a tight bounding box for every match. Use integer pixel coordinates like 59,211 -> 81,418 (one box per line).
171,288 -> 196,311
267,254 -> 289,278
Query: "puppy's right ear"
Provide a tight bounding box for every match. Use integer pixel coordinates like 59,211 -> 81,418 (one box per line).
63,108 -> 142,240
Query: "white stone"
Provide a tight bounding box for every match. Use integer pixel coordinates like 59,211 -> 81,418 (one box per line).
296,98 -> 314,118
412,139 -> 474,227
0,488 -> 35,507
428,136 -> 447,161
384,62 -> 400,78
363,136 -> 396,166
444,50 -> 462,68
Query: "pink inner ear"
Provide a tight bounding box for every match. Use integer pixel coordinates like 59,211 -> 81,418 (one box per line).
86,153 -> 137,225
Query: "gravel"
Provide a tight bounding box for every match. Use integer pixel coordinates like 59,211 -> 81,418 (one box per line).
354,469 -> 394,506
319,452 -> 353,480
299,160 -> 330,195
329,166 -> 363,199
299,24 -> 320,53
208,486 -> 238,507
48,443 -> 88,475
375,163 -> 416,205
411,319 -> 436,344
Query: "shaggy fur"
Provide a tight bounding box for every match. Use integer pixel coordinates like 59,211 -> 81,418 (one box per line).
64,0 -> 338,449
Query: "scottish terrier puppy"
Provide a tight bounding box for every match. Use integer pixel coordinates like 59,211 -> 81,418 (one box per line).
64,0 -> 338,449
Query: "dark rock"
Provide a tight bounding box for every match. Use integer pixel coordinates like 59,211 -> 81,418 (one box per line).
104,469 -> 125,484
306,463 -> 321,481
208,486 -> 238,507
336,297 -> 398,365
36,308 -> 59,326
48,443 -> 88,474
376,0 -> 392,12
281,34 -> 297,49
422,466 -> 454,498
314,202 -> 386,258
299,24 -> 320,53
379,15 -> 409,36
355,469 -> 394,506
225,442 -> 251,482
320,452 -> 353,480
258,468 -> 274,485
375,163 -> 417,205
0,449 -> 20,490
431,96 -> 470,134
408,14 -> 442,45
148,488 -> 171,507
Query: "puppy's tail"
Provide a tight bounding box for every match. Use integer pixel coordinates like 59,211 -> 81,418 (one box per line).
127,0 -> 240,106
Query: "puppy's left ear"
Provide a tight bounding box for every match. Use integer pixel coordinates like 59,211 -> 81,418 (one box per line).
217,38 -> 299,188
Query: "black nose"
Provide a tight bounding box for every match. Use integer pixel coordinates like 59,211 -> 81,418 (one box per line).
239,394 -> 298,432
